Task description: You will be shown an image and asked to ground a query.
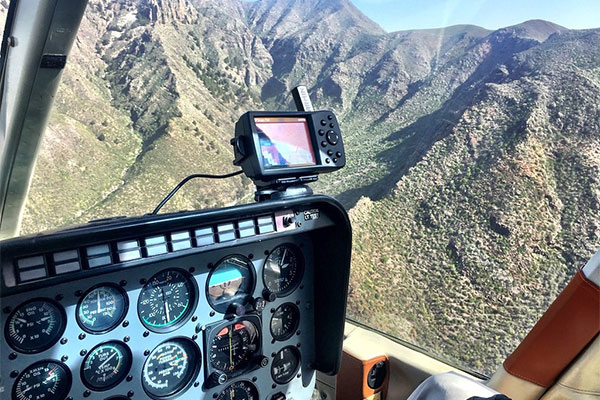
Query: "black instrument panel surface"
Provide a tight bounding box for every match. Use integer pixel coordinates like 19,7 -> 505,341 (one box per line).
0,196 -> 352,400
1,234 -> 317,400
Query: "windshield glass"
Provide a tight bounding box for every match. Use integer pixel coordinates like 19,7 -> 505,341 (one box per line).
10,0 -> 600,375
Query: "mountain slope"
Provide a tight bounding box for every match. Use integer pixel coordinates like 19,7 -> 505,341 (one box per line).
348,28 -> 600,370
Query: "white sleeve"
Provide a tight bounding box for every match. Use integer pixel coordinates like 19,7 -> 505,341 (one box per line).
407,372 -> 501,400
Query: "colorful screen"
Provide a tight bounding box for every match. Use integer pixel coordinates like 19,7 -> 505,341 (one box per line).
254,117 -> 316,168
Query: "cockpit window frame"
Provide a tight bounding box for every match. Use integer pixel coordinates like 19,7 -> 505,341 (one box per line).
0,0 -> 18,107
346,317 -> 490,380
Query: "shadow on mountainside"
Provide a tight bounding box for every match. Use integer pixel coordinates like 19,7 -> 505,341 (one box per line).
336,33 -> 541,209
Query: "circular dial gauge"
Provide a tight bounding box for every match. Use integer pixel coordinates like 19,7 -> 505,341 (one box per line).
209,320 -> 260,373
5,299 -> 66,353
12,361 -> 71,400
77,284 -> 128,333
263,244 -> 304,296
142,338 -> 200,398
270,303 -> 300,341
271,346 -> 301,384
207,256 -> 254,313
81,341 -> 132,391
216,381 -> 259,400
138,269 -> 196,332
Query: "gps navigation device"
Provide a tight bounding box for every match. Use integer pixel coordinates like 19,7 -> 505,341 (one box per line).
231,111 -> 346,189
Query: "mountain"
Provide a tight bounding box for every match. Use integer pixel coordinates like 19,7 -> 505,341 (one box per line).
348,27 -> 600,370
3,0 -> 599,375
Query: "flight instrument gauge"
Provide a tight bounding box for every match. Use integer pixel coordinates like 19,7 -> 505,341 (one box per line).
209,320 -> 260,374
271,346 -> 301,384
207,255 -> 255,313
5,299 -> 66,353
216,381 -> 259,400
81,341 -> 132,391
138,269 -> 197,333
270,303 -> 300,341
142,338 -> 200,398
77,284 -> 128,333
12,360 -> 72,400
263,244 -> 304,296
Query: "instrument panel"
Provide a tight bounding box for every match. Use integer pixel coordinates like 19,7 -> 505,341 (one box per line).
2,237 -> 314,400
0,197 -> 355,400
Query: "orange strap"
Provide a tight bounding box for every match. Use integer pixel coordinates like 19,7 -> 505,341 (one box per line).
504,270 -> 600,387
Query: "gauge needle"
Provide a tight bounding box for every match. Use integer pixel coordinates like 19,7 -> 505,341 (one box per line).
229,328 -> 233,368
164,300 -> 170,322
44,368 -> 57,383
279,249 -> 287,267
15,318 -> 27,323
161,288 -> 170,322
99,351 -> 117,369
97,290 -> 101,313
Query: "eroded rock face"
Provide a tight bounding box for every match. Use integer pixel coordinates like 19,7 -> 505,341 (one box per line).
139,0 -> 199,24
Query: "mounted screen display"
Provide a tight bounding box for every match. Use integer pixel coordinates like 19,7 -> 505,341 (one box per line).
254,117 -> 316,169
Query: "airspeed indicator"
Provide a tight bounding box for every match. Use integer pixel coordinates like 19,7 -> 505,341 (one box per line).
138,269 -> 197,333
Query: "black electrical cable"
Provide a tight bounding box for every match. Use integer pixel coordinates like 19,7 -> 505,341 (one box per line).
151,170 -> 244,215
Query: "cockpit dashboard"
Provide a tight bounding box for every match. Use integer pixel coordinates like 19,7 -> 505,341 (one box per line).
0,195 -> 352,400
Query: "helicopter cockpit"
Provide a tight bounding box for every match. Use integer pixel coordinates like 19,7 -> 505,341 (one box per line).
1,1 -> 599,400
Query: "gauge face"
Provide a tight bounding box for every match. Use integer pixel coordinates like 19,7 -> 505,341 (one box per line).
216,381 -> 259,400
142,338 -> 200,398
5,299 -> 66,353
270,303 -> 300,341
271,346 -> 301,384
207,256 -> 255,313
138,269 -> 196,332
77,284 -> 128,333
12,361 -> 71,400
209,320 -> 260,373
81,341 -> 132,391
263,244 -> 304,296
